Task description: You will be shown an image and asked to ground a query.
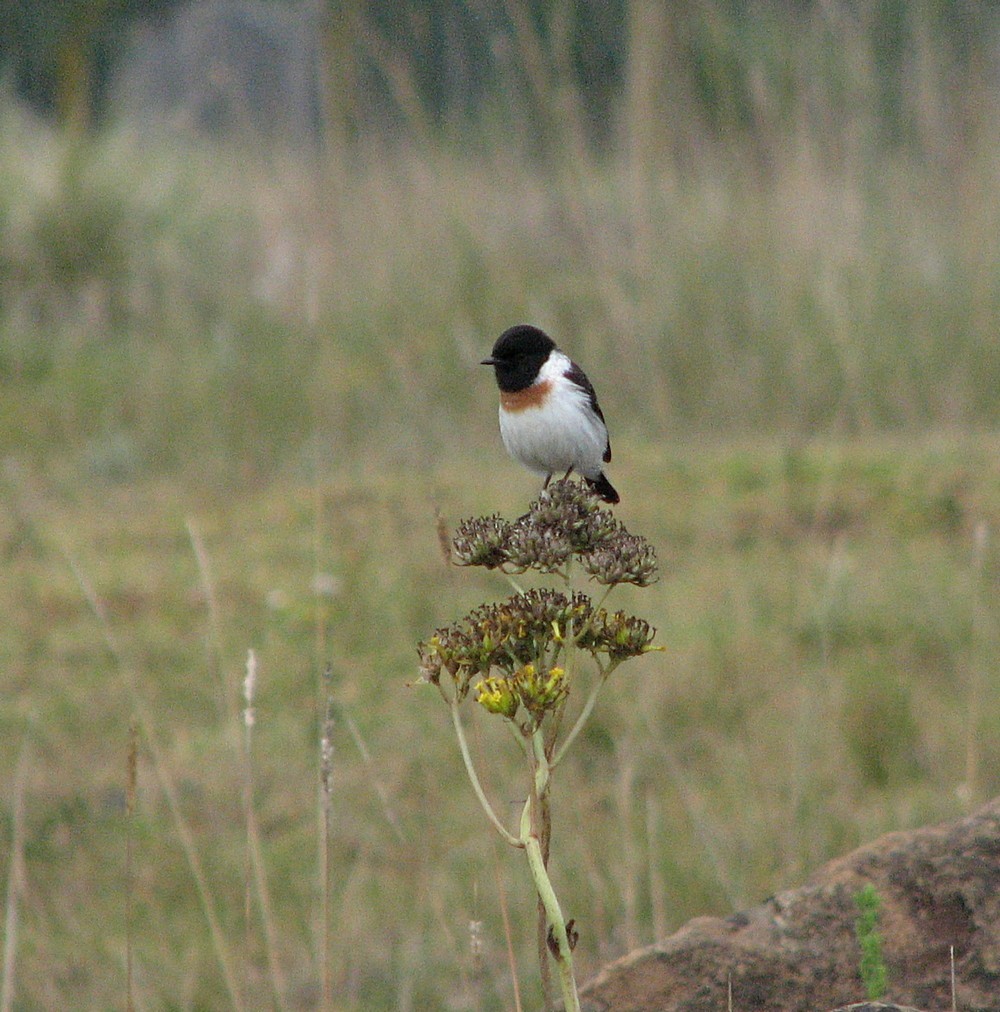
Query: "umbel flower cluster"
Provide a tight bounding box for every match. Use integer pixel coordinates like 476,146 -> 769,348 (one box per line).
451,481 -> 658,585
418,480 -> 659,729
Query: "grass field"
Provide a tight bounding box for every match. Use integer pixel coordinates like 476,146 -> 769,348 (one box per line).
3,26 -> 1000,1005
4,430 -> 1000,1009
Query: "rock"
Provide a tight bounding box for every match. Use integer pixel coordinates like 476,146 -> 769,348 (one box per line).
830,1004 -> 925,1012
580,797 -> 1000,1011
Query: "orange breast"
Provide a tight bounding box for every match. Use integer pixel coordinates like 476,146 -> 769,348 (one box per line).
500,379 -> 552,413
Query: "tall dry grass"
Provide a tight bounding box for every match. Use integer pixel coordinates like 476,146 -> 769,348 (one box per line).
2,6 -> 1000,485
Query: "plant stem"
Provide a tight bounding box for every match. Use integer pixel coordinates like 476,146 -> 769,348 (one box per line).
527,728 -> 554,1005
521,796 -> 580,1012
552,659 -> 621,767
451,696 -> 522,848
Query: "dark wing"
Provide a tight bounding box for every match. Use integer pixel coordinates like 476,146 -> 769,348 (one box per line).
565,361 -> 612,463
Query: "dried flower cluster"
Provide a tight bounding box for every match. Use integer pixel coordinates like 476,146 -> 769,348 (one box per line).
418,597 -> 657,732
451,480 -> 658,586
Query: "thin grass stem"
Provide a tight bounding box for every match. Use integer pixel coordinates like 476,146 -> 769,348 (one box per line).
489,837 -> 524,1012
0,730 -> 31,1012
339,705 -> 406,843
240,650 -> 289,1010
318,670 -> 335,1012
125,719 -> 138,1012
61,547 -> 247,1011
185,518 -> 235,724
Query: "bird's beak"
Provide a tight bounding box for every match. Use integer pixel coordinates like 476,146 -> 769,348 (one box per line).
480,357 -> 497,366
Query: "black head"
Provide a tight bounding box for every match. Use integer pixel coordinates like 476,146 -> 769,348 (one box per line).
481,324 -> 556,393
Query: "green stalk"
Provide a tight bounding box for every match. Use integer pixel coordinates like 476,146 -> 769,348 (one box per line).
450,696 -> 522,848
552,659 -> 621,767
520,794 -> 580,1012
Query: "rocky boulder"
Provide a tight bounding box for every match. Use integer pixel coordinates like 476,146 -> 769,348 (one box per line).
581,797 -> 1000,1011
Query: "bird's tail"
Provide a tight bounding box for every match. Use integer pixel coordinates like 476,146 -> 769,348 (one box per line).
586,472 -> 620,504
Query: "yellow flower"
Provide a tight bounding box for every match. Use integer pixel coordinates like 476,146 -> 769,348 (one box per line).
515,664 -> 567,719
475,676 -> 518,719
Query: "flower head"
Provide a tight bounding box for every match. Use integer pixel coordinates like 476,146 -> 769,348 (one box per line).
576,610 -> 659,660
474,663 -> 568,726
581,533 -> 659,586
447,479 -> 658,585
417,588 -> 594,696
452,514 -> 512,568
475,674 -> 519,719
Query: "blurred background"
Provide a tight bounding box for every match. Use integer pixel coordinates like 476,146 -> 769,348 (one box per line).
2,1 -> 1000,1008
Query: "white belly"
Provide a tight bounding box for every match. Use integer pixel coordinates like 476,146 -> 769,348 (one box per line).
499,390 -> 607,479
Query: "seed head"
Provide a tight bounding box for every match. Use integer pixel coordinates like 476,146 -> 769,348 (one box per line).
452,514 -> 511,568
446,479 -> 658,585
581,533 -> 659,586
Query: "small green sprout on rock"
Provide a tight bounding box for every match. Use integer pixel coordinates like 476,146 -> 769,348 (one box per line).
854,882 -> 889,1000
417,480 -> 661,1012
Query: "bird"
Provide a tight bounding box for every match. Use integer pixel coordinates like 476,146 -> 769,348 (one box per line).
480,324 -> 620,504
